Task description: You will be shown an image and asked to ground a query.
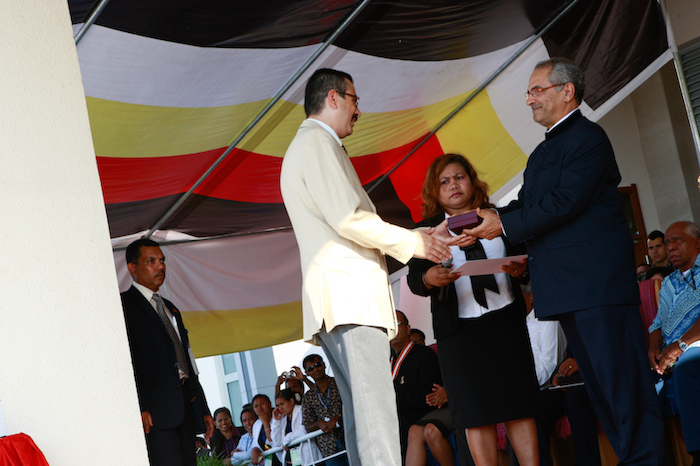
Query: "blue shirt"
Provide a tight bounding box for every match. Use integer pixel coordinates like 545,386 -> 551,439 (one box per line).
649,254 -> 700,346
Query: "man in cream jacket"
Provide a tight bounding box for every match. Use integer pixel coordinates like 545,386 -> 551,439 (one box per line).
280,68 -> 454,465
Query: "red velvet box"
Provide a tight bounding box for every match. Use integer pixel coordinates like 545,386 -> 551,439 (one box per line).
447,211 -> 482,235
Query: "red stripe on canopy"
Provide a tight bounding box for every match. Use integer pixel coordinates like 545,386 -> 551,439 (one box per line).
97,134 -> 446,206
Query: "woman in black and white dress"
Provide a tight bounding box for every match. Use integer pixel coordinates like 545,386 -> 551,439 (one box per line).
407,153 -> 539,465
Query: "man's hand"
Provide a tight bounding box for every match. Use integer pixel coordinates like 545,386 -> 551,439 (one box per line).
648,347 -> 662,374
414,230 -> 452,263
423,264 -> 460,289
141,411 -> 154,434
203,414 -> 215,440
655,343 -> 682,375
501,257 -> 528,278
464,208 -> 503,240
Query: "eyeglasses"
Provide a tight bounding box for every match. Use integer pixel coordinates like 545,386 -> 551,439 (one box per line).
337,91 -> 360,108
525,83 -> 565,99
305,362 -> 323,372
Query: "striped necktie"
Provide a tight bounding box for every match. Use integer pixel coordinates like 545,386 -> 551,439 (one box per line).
152,293 -> 190,378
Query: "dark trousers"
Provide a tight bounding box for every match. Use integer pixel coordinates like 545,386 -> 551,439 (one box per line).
558,305 -> 663,465
536,386 -> 600,466
145,386 -> 196,466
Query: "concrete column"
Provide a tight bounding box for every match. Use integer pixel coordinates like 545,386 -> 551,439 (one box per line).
0,2 -> 148,464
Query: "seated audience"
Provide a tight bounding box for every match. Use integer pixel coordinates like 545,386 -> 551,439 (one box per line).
302,354 -> 348,466
648,221 -> 700,463
637,263 -> 651,283
406,383 -> 457,466
410,328 -> 427,346
391,310 -> 443,461
648,230 -> 673,269
196,437 -> 210,458
271,389 -> 322,465
251,394 -> 282,466
639,266 -> 674,347
210,407 -> 241,463
231,405 -> 258,464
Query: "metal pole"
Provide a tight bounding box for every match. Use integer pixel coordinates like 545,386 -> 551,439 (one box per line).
112,226 -> 292,251
366,0 -> 581,194
142,0 -> 372,239
658,0 -> 700,165
74,0 -> 112,45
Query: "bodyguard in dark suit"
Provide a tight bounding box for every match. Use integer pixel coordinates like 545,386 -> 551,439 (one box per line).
121,239 -> 214,466
466,58 -> 663,464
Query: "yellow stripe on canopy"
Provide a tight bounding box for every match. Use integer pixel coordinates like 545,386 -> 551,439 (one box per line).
88,89 -> 526,169
435,91 -> 528,194
182,301 -> 303,358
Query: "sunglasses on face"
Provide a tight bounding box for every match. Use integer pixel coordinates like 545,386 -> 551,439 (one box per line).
305,362 -> 323,372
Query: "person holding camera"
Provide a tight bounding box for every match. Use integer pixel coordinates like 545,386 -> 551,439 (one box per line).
276,367 -> 313,399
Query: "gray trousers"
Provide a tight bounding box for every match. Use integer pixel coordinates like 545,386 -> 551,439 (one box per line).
318,324 -> 401,466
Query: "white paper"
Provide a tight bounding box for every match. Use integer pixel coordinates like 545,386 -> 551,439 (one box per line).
451,254 -> 528,276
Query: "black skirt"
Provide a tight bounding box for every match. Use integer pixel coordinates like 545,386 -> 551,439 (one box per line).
437,301 -> 539,429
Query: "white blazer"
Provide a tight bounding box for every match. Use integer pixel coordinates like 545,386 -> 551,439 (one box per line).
281,119 -> 418,343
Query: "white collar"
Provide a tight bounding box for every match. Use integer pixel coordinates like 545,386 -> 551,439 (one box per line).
132,281 -> 158,301
546,107 -> 579,133
308,118 -> 343,148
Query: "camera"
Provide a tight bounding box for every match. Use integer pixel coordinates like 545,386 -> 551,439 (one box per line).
283,369 -> 296,378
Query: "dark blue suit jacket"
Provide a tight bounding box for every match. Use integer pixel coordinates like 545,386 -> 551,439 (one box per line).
499,110 -> 639,318
121,285 -> 210,432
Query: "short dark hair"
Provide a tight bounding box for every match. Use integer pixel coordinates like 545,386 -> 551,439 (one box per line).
648,230 -> 665,242
303,353 -> 323,370
535,58 -> 585,105
275,388 -> 298,403
126,238 -> 161,265
410,328 -> 425,340
304,68 -> 353,117
252,393 -> 270,405
213,407 -> 231,420
396,310 -> 409,326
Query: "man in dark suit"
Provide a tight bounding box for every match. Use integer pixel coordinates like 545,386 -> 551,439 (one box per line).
121,238 -> 214,466
390,310 -> 442,460
467,58 -> 663,464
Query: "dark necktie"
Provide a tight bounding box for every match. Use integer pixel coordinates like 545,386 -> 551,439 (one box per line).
461,241 -> 500,309
152,293 -> 190,378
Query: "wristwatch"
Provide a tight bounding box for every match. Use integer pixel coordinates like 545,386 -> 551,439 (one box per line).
678,339 -> 689,352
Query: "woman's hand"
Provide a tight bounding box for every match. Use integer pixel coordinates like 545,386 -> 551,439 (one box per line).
423,264 -> 460,289
272,407 -> 283,421
501,257 -> 528,278
558,358 -> 579,377
426,383 -> 448,408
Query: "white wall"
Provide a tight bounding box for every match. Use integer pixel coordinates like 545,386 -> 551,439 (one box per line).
0,2 -> 148,464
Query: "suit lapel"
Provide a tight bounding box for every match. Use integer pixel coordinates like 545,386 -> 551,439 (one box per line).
129,285 -> 171,338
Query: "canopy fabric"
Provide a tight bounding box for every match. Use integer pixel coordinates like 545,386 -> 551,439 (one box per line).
73,0 -> 668,356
